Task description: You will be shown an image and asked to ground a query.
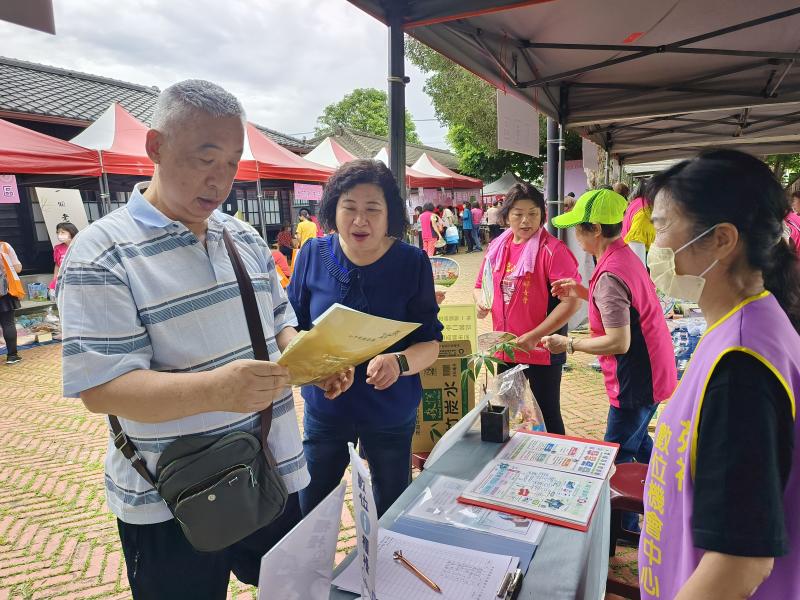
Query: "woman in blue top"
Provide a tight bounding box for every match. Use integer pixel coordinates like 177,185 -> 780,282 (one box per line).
288,159 -> 443,517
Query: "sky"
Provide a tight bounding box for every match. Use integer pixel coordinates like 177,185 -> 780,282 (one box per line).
1,0 -> 451,148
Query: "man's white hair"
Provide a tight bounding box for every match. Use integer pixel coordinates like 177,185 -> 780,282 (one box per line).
151,79 -> 245,133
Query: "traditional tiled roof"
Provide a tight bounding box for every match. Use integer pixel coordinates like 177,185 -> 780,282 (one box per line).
0,56 -> 312,151
310,126 -> 460,170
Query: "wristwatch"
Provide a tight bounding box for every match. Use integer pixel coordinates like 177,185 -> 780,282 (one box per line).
394,353 -> 410,374
567,337 -> 575,355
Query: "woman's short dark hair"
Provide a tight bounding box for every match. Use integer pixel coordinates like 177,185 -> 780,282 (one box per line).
319,159 -> 406,238
577,222 -> 623,238
500,182 -> 546,227
646,149 -> 800,333
56,222 -> 79,238
422,202 -> 435,213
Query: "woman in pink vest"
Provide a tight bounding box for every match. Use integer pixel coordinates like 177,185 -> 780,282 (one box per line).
635,150 -> 800,599
787,190 -> 800,254
474,182 -> 581,434
543,188 -> 677,532
418,202 -> 440,257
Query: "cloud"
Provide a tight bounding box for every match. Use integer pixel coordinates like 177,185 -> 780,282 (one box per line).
0,0 -> 450,147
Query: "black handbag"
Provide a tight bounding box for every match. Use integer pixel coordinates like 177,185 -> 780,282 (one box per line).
109,227 -> 288,552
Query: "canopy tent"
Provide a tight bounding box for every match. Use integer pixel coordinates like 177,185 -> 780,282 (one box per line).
70,103 -> 153,176
0,0 -> 55,34
584,102 -> 800,164
304,136 -> 358,168
411,153 -> 483,188
348,1 -> 800,128
482,172 -> 526,196
0,118 -> 100,177
236,123 -> 332,182
373,147 -> 453,188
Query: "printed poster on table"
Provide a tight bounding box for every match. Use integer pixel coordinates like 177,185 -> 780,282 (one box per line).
459,432 -> 619,531
257,480 -> 346,600
438,304 -> 478,353
349,442 -> 378,600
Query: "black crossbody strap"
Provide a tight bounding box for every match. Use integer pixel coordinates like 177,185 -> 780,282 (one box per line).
108,227 -> 279,487
222,228 -> 276,454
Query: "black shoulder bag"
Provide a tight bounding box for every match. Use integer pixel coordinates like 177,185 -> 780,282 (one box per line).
109,228 -> 288,552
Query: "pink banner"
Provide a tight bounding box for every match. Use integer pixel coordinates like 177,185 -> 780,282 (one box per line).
0,175 -> 20,204
293,183 -> 323,202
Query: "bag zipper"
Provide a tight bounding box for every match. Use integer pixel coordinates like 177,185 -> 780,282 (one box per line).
175,464 -> 256,507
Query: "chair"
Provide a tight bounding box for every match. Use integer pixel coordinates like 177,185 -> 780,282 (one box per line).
607,462 -> 647,600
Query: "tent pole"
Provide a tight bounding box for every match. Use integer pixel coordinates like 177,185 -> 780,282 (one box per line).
388,7 -> 407,199
256,178 -> 267,239
545,117 -> 559,236
557,123 -> 566,241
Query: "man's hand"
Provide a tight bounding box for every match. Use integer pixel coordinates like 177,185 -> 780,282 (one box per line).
316,367 -> 355,400
366,354 -> 401,391
210,359 -> 291,413
541,334 -> 569,354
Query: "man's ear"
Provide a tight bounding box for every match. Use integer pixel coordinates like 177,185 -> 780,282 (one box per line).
145,129 -> 164,164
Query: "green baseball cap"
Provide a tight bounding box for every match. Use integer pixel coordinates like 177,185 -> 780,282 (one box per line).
551,189 -> 628,229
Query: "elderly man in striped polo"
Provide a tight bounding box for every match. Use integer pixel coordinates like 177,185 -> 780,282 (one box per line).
57,80 -> 353,599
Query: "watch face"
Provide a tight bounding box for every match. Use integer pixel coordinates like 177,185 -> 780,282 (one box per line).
396,353 -> 409,373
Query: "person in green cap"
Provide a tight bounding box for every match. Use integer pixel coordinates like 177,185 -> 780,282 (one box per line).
541,188 -> 677,533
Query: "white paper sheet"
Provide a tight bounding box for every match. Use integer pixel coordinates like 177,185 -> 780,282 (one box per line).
404,475 -> 545,544
333,529 -> 518,600
257,480 -> 346,600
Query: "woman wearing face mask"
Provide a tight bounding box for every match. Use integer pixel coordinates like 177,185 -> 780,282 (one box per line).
50,222 -> 78,297
541,189 -> 677,535
616,150 -> 800,600
474,182 -> 581,435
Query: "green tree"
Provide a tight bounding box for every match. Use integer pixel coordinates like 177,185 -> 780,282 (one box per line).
765,154 -> 800,188
315,88 -> 421,144
406,38 -> 582,181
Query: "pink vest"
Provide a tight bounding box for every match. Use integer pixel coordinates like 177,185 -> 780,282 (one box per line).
588,238 -> 677,407
621,197 -> 645,238
489,230 -> 577,366
639,292 -> 800,599
786,212 -> 800,254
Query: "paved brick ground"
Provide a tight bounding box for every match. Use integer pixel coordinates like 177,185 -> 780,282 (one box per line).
0,247 -> 636,599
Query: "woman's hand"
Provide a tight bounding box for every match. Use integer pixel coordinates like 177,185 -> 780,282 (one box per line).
516,332 -> 542,352
541,334 -> 568,354
476,302 -> 490,319
551,278 -> 580,299
315,367 -> 355,400
366,354 -> 401,390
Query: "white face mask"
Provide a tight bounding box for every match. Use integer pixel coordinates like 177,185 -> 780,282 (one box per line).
647,226 -> 719,302
57,233 -> 71,243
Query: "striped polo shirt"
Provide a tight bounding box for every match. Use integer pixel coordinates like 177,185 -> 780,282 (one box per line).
58,182 -> 309,525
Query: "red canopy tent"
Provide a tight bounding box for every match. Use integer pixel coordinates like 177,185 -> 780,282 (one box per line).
237,123 -> 333,182
0,118 -> 100,177
70,102 -> 153,177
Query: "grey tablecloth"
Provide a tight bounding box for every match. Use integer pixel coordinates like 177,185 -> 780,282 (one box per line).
330,430 -> 610,600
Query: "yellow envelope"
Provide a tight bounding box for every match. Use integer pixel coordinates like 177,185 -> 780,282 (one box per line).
278,304 -> 421,385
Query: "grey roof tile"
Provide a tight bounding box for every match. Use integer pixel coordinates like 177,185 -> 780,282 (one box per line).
0,56 -> 312,151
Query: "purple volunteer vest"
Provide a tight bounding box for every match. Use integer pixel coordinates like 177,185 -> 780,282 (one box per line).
639,292 -> 800,599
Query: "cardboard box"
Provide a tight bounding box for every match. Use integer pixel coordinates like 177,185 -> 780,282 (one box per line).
412,340 -> 475,453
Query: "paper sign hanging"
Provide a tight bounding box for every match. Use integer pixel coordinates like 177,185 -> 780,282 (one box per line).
34,188 -> 89,246
497,90 -> 539,157
257,480 -> 346,600
349,442 -> 378,600
0,175 -> 20,204
582,137 -> 600,172
294,183 -> 324,202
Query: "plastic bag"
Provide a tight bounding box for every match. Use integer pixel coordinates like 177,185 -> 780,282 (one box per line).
491,364 -> 546,432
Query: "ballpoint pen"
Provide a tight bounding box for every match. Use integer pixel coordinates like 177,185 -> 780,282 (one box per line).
393,549 -> 443,593
496,571 -> 513,597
